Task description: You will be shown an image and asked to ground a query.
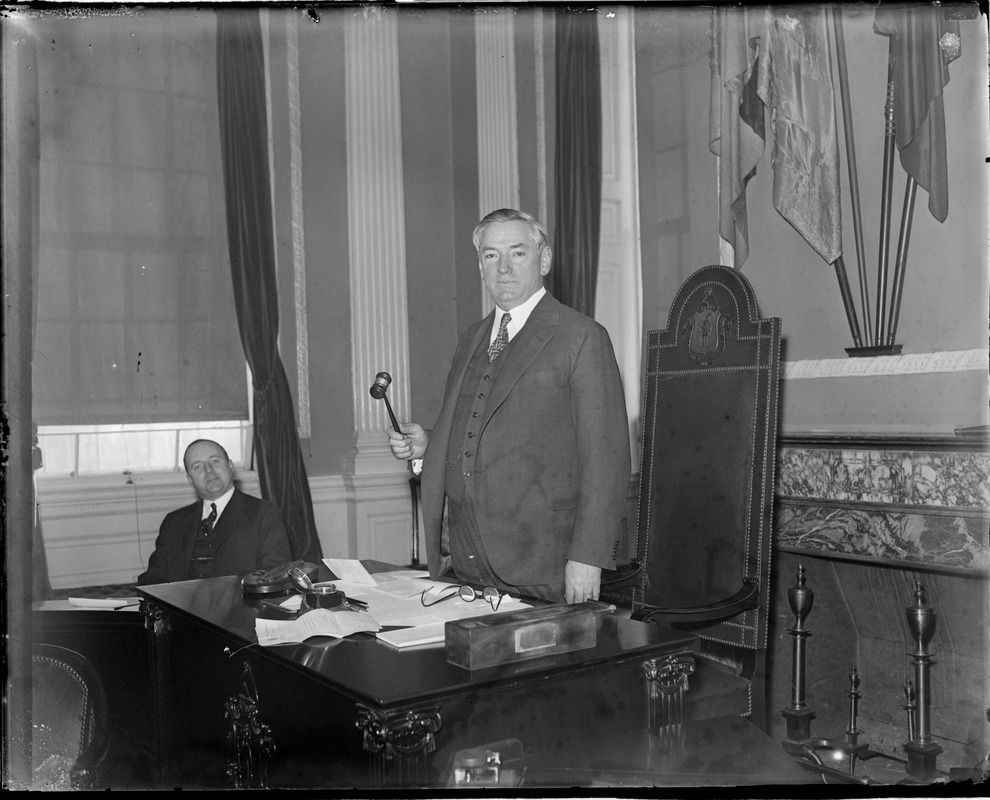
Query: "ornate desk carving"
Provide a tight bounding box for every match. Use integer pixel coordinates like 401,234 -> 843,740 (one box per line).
136,571 -> 700,789
355,705 -> 442,785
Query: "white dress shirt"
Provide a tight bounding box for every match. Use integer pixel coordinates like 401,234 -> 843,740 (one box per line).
489,286 -> 547,346
202,484 -> 235,522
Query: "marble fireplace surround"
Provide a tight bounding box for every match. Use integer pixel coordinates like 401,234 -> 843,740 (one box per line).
769,430 -> 990,774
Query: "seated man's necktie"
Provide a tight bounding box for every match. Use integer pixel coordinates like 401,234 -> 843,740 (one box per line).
201,502 -> 217,536
487,312 -> 512,362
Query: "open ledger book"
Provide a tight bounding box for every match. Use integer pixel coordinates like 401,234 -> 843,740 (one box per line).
254,560 -> 531,648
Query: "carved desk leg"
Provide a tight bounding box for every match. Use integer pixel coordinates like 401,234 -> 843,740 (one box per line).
643,654 -> 696,771
224,662 -> 276,789
643,654 -> 696,732
355,705 -> 442,787
140,601 -> 169,788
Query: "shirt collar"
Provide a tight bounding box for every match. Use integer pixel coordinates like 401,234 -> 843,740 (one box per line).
490,286 -> 546,343
203,485 -> 235,520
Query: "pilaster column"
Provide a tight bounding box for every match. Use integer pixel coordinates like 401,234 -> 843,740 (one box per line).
475,10 -> 520,317
345,7 -> 411,473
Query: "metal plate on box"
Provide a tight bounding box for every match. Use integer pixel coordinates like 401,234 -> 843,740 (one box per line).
445,603 -> 604,670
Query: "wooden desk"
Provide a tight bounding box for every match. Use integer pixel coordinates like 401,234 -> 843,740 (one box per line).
137,568 -> 704,789
137,566 -> 812,789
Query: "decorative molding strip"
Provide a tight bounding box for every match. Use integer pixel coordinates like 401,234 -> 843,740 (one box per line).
778,446 -> 990,510
287,14 -> 312,439
782,349 -> 988,380
776,502 -> 990,574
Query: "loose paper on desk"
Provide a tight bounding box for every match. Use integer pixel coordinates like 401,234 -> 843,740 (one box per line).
67,597 -> 142,610
255,608 -> 381,646
323,558 -> 377,586
371,581 -> 533,648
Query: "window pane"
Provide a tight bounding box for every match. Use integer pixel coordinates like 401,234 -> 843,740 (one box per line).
37,422 -> 250,477
35,434 -> 76,477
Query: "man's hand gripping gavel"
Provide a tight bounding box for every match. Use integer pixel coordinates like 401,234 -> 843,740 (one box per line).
369,372 -> 428,461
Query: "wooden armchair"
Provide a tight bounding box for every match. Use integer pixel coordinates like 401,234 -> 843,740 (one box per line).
31,643 -> 110,789
603,265 -> 781,731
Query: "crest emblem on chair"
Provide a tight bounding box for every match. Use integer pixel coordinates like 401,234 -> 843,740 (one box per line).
683,288 -> 729,365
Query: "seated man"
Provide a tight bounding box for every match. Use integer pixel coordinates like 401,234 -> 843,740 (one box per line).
137,439 -> 291,585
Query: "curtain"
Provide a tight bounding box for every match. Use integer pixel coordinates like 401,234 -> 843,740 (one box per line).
3,17 -> 43,781
3,21 -> 51,600
216,10 -> 322,564
33,14 -> 246,426
550,10 -> 603,317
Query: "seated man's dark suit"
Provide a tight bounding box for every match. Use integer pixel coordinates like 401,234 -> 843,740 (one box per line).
137,489 -> 291,585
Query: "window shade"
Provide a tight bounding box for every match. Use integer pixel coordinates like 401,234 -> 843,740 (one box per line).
33,10 -> 247,425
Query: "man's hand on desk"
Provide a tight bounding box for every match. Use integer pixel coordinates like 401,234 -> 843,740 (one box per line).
565,560 -> 601,604
386,422 -> 428,461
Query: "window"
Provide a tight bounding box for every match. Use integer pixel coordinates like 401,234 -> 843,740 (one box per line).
33,10 -> 249,469
36,420 -> 252,478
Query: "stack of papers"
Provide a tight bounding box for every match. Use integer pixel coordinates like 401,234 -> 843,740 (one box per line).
364,571 -> 532,649
252,559 -> 532,649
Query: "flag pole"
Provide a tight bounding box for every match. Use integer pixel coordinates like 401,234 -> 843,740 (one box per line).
832,256 -> 863,348
874,42 -> 897,347
830,6 -> 872,348
887,176 -> 918,345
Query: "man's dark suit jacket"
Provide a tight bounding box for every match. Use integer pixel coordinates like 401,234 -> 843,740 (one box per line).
137,489 -> 292,585
421,292 -> 631,594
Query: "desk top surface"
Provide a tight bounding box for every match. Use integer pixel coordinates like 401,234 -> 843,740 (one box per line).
137,564 -> 696,710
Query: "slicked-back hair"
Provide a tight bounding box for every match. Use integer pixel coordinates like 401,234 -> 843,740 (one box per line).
472,208 -> 550,256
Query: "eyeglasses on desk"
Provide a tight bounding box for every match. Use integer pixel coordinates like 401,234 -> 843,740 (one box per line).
420,584 -> 503,612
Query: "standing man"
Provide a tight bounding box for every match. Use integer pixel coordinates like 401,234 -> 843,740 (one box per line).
137,439 -> 292,585
387,209 -> 630,603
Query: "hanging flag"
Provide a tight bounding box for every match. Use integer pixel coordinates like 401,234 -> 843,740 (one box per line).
757,7 -> 843,265
874,4 -> 961,222
709,6 -> 768,268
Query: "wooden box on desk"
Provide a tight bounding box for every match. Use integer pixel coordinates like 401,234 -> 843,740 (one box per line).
445,602 -> 605,670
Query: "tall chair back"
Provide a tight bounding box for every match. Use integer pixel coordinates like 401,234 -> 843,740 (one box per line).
611,265 -> 781,729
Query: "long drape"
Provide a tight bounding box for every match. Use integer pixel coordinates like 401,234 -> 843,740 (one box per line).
3,19 -> 41,782
216,10 -> 322,564
550,10 -> 602,317
5,21 -> 51,601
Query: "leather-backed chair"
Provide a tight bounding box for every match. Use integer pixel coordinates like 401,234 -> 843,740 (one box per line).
31,643 -> 110,789
603,264 -> 781,732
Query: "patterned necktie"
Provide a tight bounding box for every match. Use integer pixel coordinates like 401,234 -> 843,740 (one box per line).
487,312 -> 512,363
201,502 -> 217,536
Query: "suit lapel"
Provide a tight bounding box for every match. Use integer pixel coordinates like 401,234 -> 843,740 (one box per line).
178,502 -> 203,566
482,293 -> 559,429
207,490 -> 244,554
